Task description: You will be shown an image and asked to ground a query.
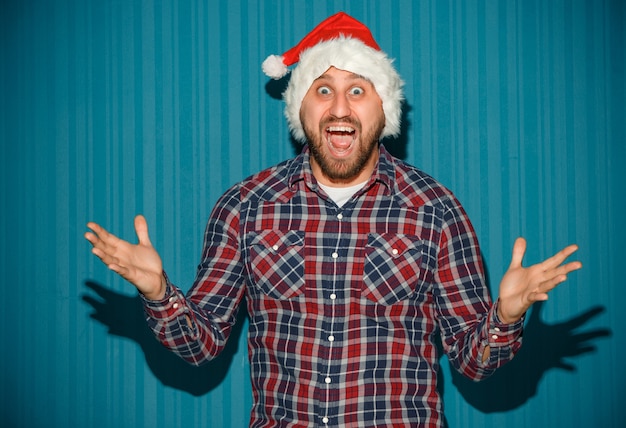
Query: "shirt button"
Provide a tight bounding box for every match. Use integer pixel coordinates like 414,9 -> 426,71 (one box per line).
331,252 -> 338,259
491,334 -> 499,340
325,377 -> 332,384
322,417 -> 329,424
392,248 -> 399,255
272,244 -> 279,251
337,213 -> 343,220
330,293 -> 337,300
173,303 -> 179,309
494,327 -> 501,332
328,335 -> 335,342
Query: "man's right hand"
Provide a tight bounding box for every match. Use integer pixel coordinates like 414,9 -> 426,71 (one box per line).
85,215 -> 166,300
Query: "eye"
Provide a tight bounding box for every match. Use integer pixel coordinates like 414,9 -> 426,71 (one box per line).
349,86 -> 364,96
317,86 -> 332,95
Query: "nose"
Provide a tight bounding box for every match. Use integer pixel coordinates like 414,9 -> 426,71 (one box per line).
329,92 -> 351,119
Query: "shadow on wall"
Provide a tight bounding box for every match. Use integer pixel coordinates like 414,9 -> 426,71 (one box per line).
82,281 -> 247,397
81,285 -> 611,411
450,301 -> 611,412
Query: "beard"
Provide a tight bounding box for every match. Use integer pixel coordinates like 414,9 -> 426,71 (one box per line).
302,115 -> 385,182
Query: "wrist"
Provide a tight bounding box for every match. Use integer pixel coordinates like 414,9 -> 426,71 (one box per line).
496,299 -> 522,324
142,274 -> 167,301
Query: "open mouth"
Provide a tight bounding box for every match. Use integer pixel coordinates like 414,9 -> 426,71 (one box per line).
325,125 -> 356,156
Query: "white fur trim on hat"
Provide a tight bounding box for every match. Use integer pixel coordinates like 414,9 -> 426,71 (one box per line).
262,54 -> 288,79
283,36 -> 404,143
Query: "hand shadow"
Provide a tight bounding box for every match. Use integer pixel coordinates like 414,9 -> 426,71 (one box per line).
450,301 -> 611,412
82,281 -> 247,396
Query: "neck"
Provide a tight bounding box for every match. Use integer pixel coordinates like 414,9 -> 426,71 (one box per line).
309,149 -> 379,188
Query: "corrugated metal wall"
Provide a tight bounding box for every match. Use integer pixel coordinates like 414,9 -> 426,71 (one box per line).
1,0 -> 624,426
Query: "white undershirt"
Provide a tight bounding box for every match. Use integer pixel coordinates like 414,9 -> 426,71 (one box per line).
318,181 -> 368,207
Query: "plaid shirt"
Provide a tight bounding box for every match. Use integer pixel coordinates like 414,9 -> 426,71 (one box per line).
143,145 -> 524,427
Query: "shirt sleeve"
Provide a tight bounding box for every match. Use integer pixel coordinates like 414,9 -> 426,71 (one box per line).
141,185 -> 247,366
434,195 -> 524,380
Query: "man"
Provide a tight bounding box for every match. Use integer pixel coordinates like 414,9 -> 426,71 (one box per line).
85,12 -> 581,427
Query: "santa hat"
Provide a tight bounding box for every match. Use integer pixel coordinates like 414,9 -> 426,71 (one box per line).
262,12 -> 404,143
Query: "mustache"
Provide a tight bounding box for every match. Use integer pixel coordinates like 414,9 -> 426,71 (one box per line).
319,116 -> 361,130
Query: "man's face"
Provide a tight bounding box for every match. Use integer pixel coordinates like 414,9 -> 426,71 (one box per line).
300,67 -> 385,187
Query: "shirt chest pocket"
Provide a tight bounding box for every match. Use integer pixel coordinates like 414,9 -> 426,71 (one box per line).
245,230 -> 305,300
363,233 -> 425,305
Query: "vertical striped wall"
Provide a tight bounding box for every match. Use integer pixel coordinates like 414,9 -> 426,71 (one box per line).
1,1 -> 624,427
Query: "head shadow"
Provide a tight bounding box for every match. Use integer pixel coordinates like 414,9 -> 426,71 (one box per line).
82,280 -> 248,396
381,100 -> 412,161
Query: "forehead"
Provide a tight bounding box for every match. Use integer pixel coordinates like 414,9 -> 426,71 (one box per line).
312,66 -> 373,85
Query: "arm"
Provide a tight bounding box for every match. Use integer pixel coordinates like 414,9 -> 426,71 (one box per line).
433,195 -> 582,375
434,198 -> 505,380
85,187 -> 247,365
434,199 -> 538,380
144,189 -> 247,364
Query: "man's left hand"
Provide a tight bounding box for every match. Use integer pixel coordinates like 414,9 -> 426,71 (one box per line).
497,237 -> 582,324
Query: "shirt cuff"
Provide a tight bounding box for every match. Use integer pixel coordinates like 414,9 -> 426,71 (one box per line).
140,272 -> 187,322
487,299 -> 525,348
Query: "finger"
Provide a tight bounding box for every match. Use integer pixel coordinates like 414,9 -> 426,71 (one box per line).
86,229 -> 119,258
85,225 -> 106,248
86,222 -> 121,250
107,262 -> 126,276
85,230 -> 109,251
106,263 -> 132,281
91,246 -> 118,267
537,261 -> 582,292
538,262 -> 583,294
84,231 -> 99,246
508,237 -> 527,269
556,260 -> 583,276
134,215 -> 152,247
86,222 -> 108,239
541,244 -> 579,270
540,274 -> 569,293
528,290 -> 550,302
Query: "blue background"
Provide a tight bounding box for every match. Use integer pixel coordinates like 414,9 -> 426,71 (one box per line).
1,0 -> 624,426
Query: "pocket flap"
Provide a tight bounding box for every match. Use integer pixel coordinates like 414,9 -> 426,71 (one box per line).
366,233 -> 420,257
249,229 -> 305,251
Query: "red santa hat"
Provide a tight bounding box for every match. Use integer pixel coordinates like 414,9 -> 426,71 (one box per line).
262,12 -> 404,143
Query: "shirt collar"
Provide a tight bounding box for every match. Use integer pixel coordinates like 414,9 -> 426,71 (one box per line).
287,144 -> 395,196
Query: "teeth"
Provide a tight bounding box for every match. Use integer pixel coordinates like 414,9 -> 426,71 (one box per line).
327,126 -> 355,133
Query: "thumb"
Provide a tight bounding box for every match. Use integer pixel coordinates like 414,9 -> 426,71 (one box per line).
509,237 -> 527,269
134,215 -> 153,246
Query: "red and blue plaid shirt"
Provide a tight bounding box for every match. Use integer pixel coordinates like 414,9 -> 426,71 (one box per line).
143,145 -> 523,427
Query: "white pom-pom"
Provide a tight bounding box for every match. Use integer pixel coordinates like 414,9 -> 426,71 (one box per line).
262,55 -> 288,79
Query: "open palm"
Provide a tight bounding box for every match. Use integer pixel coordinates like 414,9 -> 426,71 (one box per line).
497,237 -> 582,323
85,215 -> 165,300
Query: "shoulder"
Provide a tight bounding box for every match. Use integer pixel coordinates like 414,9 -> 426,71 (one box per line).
389,156 -> 458,210
389,157 -> 477,237
208,156 -> 299,221
228,155 -> 303,204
